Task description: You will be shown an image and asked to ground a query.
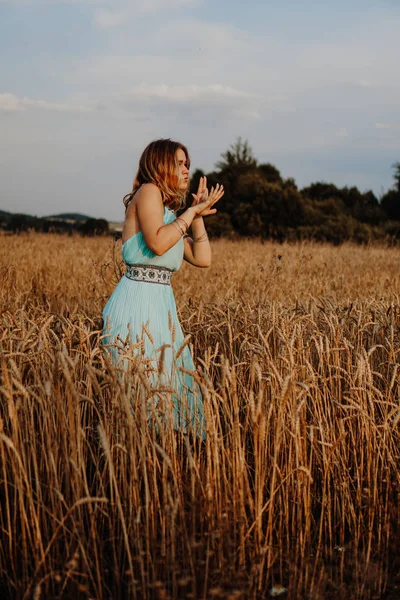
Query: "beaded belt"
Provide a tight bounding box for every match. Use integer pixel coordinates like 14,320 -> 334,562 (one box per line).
125,264 -> 173,286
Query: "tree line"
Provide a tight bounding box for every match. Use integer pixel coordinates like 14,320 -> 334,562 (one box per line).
189,138 -> 400,245
2,139 -> 400,244
1,214 -> 109,236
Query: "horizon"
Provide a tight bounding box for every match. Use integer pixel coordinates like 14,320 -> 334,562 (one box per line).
1,164 -> 395,222
1,0 -> 399,221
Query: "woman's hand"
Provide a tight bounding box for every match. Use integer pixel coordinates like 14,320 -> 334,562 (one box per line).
191,176 -> 224,217
192,176 -> 209,204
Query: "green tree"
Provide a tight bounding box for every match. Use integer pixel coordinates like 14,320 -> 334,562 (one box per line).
352,190 -> 384,224
7,214 -> 41,232
302,182 -> 344,203
214,139 -> 256,203
392,162 -> 400,192
380,163 -> 400,221
215,137 -> 257,172
258,163 -> 283,185
231,173 -> 307,238
381,189 -> 400,221
80,218 -> 109,236
190,141 -> 397,243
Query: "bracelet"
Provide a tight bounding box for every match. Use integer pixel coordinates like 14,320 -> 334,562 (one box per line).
177,216 -> 189,231
176,217 -> 189,233
177,219 -> 188,234
172,220 -> 185,236
193,232 -> 208,243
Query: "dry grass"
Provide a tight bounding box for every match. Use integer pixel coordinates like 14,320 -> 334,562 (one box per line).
0,233 -> 399,599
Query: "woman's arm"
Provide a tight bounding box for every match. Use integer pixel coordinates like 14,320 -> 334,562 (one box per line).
183,217 -> 211,267
128,183 -> 216,256
183,178 -> 224,267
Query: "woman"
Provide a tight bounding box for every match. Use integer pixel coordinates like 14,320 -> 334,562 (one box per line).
102,139 -> 224,436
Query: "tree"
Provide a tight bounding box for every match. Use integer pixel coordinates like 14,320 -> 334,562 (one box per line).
392,162 -> 400,193
379,163 -> 400,221
258,163 -> 283,185
79,218 -> 109,236
231,172 -> 307,238
302,182 -> 344,203
352,190 -> 383,224
213,139 -> 258,216
380,189 -> 400,221
215,137 -> 257,172
7,214 -> 41,232
185,141 -> 400,243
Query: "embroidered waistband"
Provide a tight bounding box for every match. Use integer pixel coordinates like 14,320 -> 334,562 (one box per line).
125,264 -> 173,285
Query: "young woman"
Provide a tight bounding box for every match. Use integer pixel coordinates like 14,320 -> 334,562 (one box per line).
102,139 -> 224,436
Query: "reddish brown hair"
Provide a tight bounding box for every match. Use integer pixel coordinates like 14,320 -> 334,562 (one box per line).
123,139 -> 191,212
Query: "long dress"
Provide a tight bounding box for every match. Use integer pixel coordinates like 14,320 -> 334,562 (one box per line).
102,206 -> 205,437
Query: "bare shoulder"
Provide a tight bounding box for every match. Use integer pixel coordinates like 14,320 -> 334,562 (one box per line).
134,184 -> 165,227
135,183 -> 162,206
123,184 -> 163,241
125,183 -> 160,214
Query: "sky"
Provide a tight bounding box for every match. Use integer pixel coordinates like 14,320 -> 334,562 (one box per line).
1,0 -> 400,221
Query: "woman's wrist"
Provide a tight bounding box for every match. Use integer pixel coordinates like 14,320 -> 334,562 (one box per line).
182,206 -> 198,224
192,231 -> 208,243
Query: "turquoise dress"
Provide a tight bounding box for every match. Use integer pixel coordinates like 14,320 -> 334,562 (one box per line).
102,206 -> 205,436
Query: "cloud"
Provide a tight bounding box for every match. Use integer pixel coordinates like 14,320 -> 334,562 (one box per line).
355,80 -> 377,88
0,93 -> 92,112
0,83 -> 262,125
0,93 -> 23,111
93,0 -> 200,29
65,17 -> 285,121
116,81 -> 268,125
0,83 -> 262,123
0,0 -> 198,7
375,123 -> 399,130
138,0 -> 199,12
0,1 -> 105,4
129,83 -> 256,103
94,9 -> 124,29
374,123 -> 400,143
119,83 -> 263,121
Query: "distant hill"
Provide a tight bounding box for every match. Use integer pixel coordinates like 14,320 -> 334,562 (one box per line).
0,210 -> 113,234
0,210 -> 36,224
0,209 -> 35,219
0,211 -> 95,222
44,213 -> 93,222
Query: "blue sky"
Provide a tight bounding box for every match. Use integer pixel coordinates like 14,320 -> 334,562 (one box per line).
1,0 -> 399,220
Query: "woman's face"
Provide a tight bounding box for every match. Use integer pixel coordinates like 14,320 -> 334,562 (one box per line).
176,148 -> 189,190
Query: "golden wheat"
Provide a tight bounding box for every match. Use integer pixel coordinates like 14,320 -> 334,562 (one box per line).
0,233 -> 399,599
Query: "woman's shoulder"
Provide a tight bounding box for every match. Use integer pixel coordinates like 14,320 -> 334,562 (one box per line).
136,182 -> 162,198
126,183 -> 162,214
134,183 -> 164,213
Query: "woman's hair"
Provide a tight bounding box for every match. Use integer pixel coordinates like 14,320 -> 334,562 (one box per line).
123,138 -> 190,212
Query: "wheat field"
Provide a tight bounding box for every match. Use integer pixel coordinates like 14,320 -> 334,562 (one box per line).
0,233 -> 399,600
